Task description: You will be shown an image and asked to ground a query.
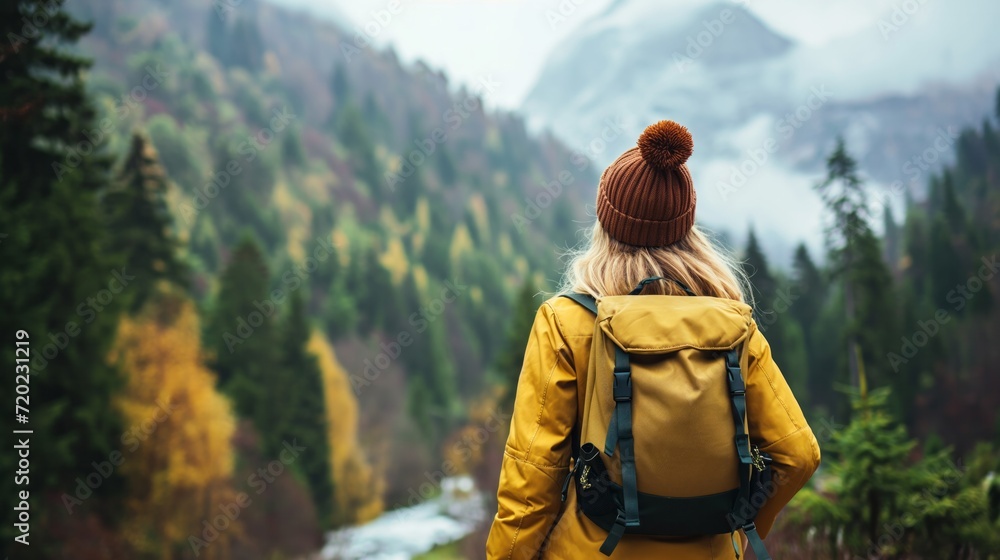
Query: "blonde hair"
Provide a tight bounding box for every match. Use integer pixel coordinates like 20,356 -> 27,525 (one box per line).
560,222 -> 752,303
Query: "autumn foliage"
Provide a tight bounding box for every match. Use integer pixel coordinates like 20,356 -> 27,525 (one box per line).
110,292 -> 237,558
308,331 -> 384,525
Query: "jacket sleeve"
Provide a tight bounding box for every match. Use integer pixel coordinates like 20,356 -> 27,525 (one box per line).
486,302 -> 577,560
745,326 -> 821,538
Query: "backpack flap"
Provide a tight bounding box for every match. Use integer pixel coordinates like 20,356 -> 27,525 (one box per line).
598,294 -> 753,354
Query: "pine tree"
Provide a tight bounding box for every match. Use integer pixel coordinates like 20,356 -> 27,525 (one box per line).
996,86 -> 1000,121
794,384 -> 998,557
814,138 -> 895,390
395,164 -> 426,215
343,244 -> 371,331
206,235 -> 281,429
882,205 -> 902,269
280,291 -> 335,525
335,103 -> 382,199
0,1 -> 125,553
324,273 -> 358,340
308,204 -> 338,293
741,228 -> 777,323
737,230 -> 810,398
778,320 -> 810,403
398,275 -> 458,446
330,64 -> 350,105
790,244 -> 828,410
313,223 -> 358,340
282,122 -> 307,168
797,388 -> 921,555
205,8 -> 229,65
351,246 -> 394,334
436,146 -> 458,185
902,209 -> 930,297
496,280 -> 541,411
204,7 -> 262,72
104,132 -> 188,310
851,230 -> 897,391
228,15 -> 263,72
927,217 -> 966,311
416,319 -> 459,445
790,244 -> 825,337
941,172 -> 966,229
190,209 -> 222,272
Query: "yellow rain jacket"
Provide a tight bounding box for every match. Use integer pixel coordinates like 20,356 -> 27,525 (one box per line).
486,296 -> 821,559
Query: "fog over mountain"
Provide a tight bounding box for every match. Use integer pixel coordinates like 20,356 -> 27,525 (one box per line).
522,0 -> 1000,262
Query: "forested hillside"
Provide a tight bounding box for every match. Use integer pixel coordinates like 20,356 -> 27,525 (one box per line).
74,0 -> 597,515
733,102 -> 1000,448
724,96 -> 1000,557
1,0 -> 596,557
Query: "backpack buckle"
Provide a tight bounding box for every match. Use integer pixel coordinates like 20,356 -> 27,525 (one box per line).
735,434 -> 752,464
613,371 -> 631,402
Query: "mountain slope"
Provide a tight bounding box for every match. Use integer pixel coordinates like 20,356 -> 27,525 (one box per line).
522,0 -> 1000,256
69,0 -> 600,514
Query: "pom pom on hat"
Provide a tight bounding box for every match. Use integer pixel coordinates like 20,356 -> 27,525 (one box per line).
637,120 -> 694,171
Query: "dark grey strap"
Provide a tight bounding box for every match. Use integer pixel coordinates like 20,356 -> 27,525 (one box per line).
603,348 -> 630,456
726,347 -> 754,519
560,292 -> 596,462
600,510 -> 627,556
611,348 -> 639,530
726,347 -> 770,558
743,522 -> 772,560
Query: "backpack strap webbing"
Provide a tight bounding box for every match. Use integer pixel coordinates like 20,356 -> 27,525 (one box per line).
725,348 -> 753,505
600,346 -> 639,555
725,347 -> 772,560
742,522 -> 772,560
559,292 -> 597,463
561,289 -> 640,553
600,511 -> 628,556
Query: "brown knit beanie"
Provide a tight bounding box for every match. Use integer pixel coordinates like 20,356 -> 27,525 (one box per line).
596,120 -> 696,247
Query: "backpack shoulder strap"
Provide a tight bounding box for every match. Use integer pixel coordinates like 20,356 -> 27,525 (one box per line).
562,291 -> 640,550
557,292 -> 596,496
560,292 -> 598,315
725,345 -> 772,559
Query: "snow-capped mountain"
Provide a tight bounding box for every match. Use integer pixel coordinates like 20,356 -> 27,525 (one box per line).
522,0 -> 1000,260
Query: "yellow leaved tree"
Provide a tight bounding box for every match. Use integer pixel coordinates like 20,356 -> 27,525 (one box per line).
110,294 -> 237,559
307,331 -> 384,525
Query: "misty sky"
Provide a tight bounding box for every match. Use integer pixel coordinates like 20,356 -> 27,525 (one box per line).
270,0 -> 905,109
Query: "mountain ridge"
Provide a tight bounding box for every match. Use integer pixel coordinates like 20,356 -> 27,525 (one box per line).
522,0 -> 1000,259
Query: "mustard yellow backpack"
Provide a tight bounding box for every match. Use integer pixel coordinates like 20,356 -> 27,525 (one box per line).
560,277 -> 774,559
